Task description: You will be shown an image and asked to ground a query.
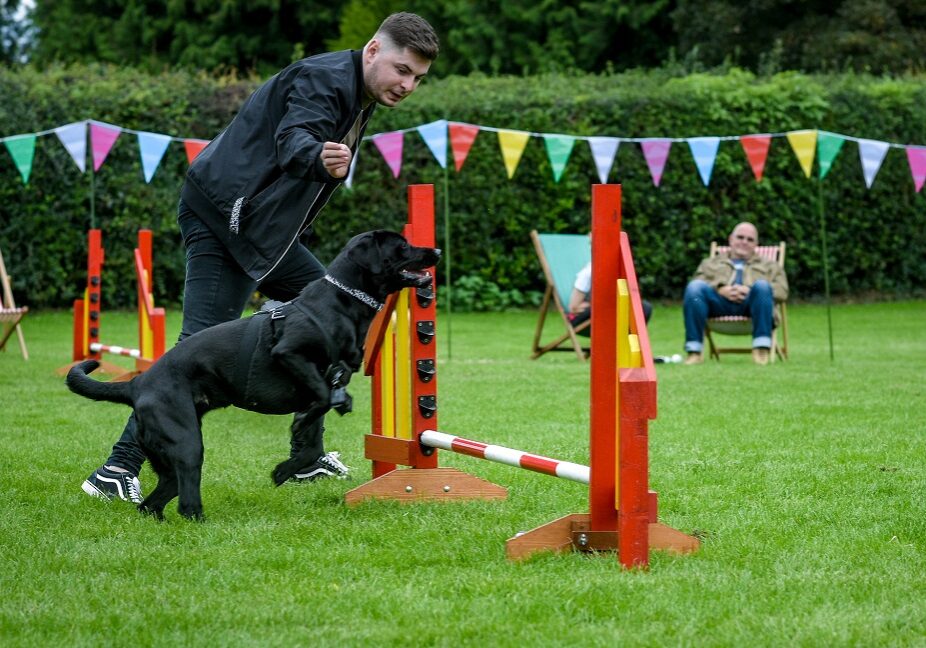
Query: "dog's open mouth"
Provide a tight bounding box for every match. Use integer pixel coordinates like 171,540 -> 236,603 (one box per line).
400,269 -> 433,287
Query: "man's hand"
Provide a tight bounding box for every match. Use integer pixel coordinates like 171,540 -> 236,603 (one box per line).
321,142 -> 352,179
718,284 -> 750,303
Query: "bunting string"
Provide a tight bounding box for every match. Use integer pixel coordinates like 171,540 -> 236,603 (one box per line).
2,118 -> 925,193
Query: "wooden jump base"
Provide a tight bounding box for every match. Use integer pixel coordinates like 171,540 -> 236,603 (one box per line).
344,184 -> 699,567
57,229 -> 166,381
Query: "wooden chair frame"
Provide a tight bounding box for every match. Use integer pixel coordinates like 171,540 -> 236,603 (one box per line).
705,241 -> 788,362
530,230 -> 590,361
0,246 -> 29,359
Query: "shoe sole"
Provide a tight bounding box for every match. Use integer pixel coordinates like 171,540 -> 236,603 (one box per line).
81,480 -> 114,501
291,470 -> 351,482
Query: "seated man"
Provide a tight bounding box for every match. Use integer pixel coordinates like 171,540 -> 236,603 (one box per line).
568,261 -> 652,334
682,222 -> 788,365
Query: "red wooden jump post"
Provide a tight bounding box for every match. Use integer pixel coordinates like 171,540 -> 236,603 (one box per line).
59,229 -> 166,381
345,184 -> 698,567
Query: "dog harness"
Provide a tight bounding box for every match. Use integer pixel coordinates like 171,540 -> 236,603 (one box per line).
233,296 -> 354,413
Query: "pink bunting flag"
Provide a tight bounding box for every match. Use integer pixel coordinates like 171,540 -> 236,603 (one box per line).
184,139 -> 210,164
640,139 -> 671,186
740,135 -> 772,182
90,121 -> 122,171
906,146 -> 926,193
449,123 -> 479,172
372,131 -> 404,179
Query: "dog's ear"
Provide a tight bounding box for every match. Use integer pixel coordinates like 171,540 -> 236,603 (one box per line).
347,230 -> 394,274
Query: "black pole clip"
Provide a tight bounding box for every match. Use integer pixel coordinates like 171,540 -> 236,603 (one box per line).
416,359 -> 436,383
418,395 -> 437,419
416,320 -> 435,345
415,285 -> 435,308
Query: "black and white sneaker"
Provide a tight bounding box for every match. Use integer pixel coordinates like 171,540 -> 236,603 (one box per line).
82,466 -> 143,503
292,451 -> 351,482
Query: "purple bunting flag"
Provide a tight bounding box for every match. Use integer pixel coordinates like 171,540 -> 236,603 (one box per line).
372,131 -> 404,179
640,139 -> 672,187
906,146 -> 926,193
90,121 -> 122,172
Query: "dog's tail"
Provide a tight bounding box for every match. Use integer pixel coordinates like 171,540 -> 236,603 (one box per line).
66,360 -> 135,407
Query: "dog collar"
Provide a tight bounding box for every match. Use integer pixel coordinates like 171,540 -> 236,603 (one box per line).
324,274 -> 383,311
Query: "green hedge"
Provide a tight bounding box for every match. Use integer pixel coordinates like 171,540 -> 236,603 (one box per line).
2,64 -> 924,310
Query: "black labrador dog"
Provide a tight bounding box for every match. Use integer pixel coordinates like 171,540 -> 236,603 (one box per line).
67,230 -> 440,520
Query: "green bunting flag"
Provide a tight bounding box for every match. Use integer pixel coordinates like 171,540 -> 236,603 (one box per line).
4,134 -> 37,184
817,131 -> 846,180
543,134 -> 576,183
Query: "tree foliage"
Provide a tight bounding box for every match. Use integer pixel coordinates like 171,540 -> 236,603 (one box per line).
672,0 -> 926,74
23,0 -> 926,76
29,0 -> 341,75
0,0 -> 33,64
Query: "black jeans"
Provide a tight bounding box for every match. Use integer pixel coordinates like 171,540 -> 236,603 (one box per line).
105,200 -> 327,474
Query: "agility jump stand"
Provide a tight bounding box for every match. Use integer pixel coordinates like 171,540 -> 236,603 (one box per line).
60,229 -> 166,381
345,184 -> 507,501
344,184 -> 698,567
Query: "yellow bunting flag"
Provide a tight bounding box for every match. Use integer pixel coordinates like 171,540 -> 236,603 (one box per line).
497,129 -> 531,179
786,129 -> 817,178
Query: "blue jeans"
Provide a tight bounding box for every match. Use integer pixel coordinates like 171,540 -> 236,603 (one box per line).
105,199 -> 327,474
683,279 -> 773,353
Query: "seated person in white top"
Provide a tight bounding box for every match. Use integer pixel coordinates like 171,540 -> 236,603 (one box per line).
567,261 -> 652,334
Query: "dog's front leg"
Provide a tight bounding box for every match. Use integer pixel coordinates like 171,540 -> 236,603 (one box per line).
271,404 -> 329,486
271,347 -> 332,406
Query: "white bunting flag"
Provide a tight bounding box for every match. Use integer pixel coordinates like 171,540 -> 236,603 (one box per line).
54,121 -> 88,173
588,137 -> 620,184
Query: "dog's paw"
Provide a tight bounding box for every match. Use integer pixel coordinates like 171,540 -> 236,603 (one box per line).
271,463 -> 293,487
138,503 -> 165,521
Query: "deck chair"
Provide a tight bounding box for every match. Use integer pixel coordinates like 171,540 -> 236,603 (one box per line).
0,246 -> 29,360
705,241 -> 788,362
530,230 -> 591,360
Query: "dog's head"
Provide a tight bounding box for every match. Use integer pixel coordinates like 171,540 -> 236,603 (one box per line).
334,230 -> 441,298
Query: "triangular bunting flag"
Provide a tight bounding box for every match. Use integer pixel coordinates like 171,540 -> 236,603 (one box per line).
817,131 -> 846,180
588,137 -> 619,184
372,131 -> 404,179
498,130 -> 530,179
687,137 -> 720,186
906,146 -> 926,193
54,121 -> 87,173
449,123 -> 479,172
542,134 -> 575,183
786,129 -> 817,178
344,145 -> 360,189
137,132 -> 172,183
3,134 -> 37,184
417,120 -> 448,169
640,139 -> 671,187
740,135 -> 771,182
858,138 -> 890,189
90,121 -> 122,172
184,139 -> 209,164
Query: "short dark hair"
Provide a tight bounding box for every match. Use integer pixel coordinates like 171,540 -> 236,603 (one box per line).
376,12 -> 440,61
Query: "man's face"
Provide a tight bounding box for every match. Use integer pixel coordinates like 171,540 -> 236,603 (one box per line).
363,38 -> 431,107
728,223 -> 759,259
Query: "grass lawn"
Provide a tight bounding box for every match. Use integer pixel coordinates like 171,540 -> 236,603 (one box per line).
2,301 -> 925,646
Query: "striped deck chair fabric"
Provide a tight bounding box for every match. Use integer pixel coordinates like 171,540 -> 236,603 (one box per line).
530,230 -> 591,360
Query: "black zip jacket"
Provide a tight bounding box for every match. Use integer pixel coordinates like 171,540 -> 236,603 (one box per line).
181,49 -> 375,281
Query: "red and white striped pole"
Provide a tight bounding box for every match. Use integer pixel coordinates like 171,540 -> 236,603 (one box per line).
89,342 -> 142,358
419,430 -> 590,484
